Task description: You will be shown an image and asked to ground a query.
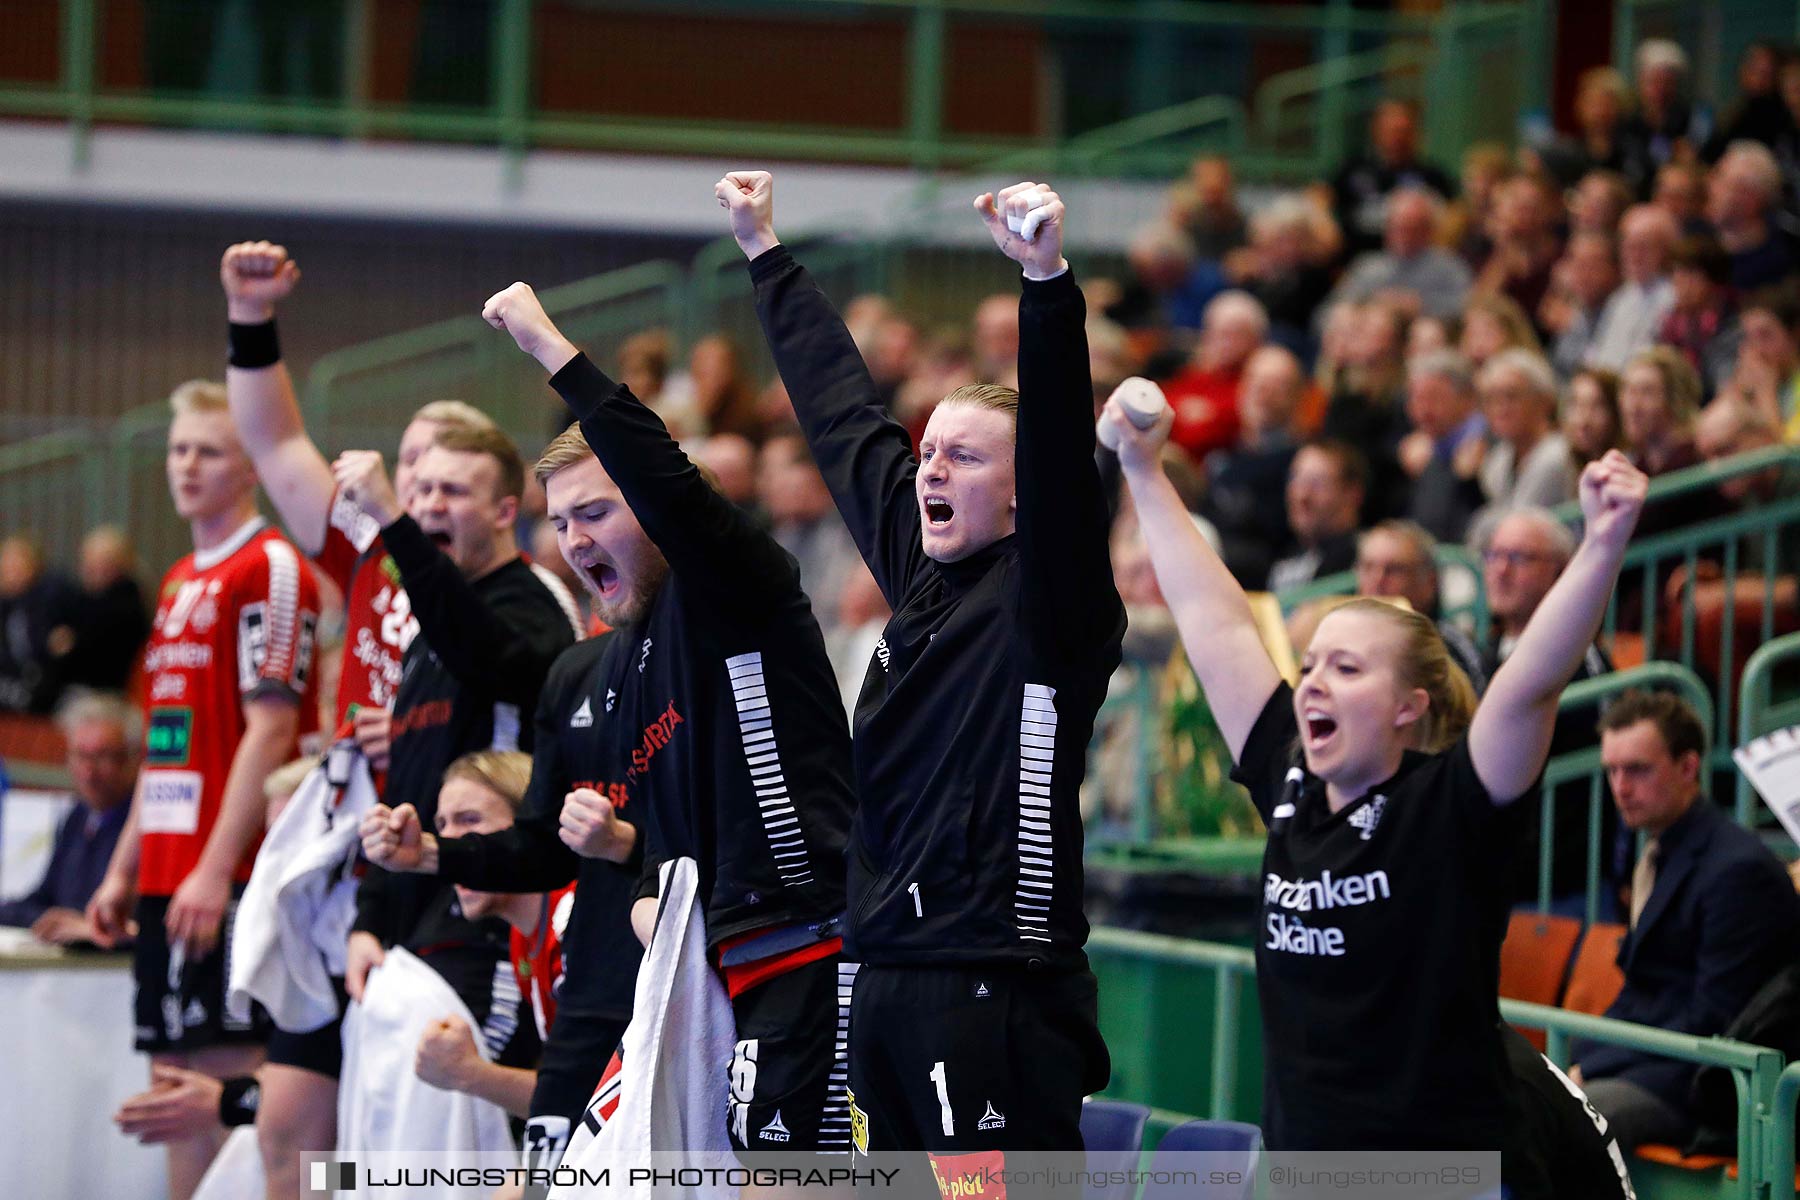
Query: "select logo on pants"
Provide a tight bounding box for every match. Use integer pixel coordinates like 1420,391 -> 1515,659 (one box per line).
309,1161 -> 356,1192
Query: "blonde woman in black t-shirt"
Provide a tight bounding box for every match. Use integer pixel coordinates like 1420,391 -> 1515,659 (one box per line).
1100,392 -> 1645,1192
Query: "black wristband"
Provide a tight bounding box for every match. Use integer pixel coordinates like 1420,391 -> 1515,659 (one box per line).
218,1075 -> 261,1127
228,319 -> 281,369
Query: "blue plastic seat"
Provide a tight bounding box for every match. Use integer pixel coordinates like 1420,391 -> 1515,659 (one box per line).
1080,1099 -> 1152,1200
1141,1119 -> 1262,1200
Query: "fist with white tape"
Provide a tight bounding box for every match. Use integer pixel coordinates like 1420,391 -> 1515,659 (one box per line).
975,182 -> 1068,280
1096,377 -> 1173,472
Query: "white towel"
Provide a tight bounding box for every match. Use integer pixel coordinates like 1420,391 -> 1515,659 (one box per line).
552,858 -> 739,1199
338,946 -> 516,1190
228,741 -> 375,1031
190,1126 -> 263,1200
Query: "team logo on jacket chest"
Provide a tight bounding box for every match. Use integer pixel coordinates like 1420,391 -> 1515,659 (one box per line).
1346,795 -> 1387,841
626,700 -> 685,779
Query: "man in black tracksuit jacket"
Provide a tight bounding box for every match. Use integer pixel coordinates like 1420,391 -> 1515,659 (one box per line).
720,172 -> 1126,1161
335,429 -> 576,986
361,628 -> 646,1164
472,280 -> 857,1155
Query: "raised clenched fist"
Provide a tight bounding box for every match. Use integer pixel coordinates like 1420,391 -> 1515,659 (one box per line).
360,801 -> 426,871
220,241 -> 301,323
481,282 -> 578,372
716,171 -> 778,260
1577,449 -> 1649,551
974,182 -> 1069,281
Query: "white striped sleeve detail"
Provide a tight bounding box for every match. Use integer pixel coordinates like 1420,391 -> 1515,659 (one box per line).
481,960 -> 523,1059
726,651 -> 815,887
1016,682 -> 1058,942
256,539 -> 302,686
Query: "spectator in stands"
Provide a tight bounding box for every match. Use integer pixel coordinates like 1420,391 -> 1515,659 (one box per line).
1326,187 -> 1473,322
1232,193 -> 1336,357
1202,345 -> 1304,589
618,329 -> 671,413
0,692 -> 137,941
0,535 -> 78,714
1086,315 -> 1134,409
692,432 -> 761,517
1694,398 -> 1800,571
56,525 -> 152,695
1631,39 -> 1709,171
1563,367 -> 1624,468
1585,203 -> 1679,371
758,432 -> 859,633
1721,287 -> 1800,437
1267,440 -> 1365,594
825,561 -> 889,718
1443,143 -> 1513,268
1543,67 -> 1654,193
971,293 -> 1020,385
1407,313 -> 1456,362
1658,235 -> 1742,394
1704,41 -> 1792,160
1474,174 -> 1564,321
866,312 -> 922,408
1773,54 -> 1800,220
1107,221 -> 1217,336
1571,691 -> 1800,1151
1568,169 -> 1636,240
1473,349 -> 1579,534
1651,161 -> 1711,234
1707,140 -> 1799,293
1352,520 -> 1487,691
1478,508 -> 1619,913
1323,301 -> 1411,517
1399,349 -> 1486,544
1330,98 -> 1456,258
1167,155 -> 1248,261
662,335 -> 760,442
1620,346 -> 1709,483
1460,292 -> 1543,371
1163,290 -> 1264,463
1542,231 -> 1621,377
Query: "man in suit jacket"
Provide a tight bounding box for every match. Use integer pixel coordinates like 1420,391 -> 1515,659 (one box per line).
1570,690 -> 1800,1150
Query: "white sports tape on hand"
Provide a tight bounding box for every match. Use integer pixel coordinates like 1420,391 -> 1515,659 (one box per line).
1006,190 -> 1050,242
1097,377 -> 1169,450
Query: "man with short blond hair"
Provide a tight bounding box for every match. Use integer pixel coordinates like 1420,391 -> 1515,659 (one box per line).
723,170 -> 1125,1159
89,377 -> 321,1200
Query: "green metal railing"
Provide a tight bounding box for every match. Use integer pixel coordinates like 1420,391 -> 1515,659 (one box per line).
1521,998 -> 1785,1200
1,0 -> 1485,179
1772,1061 -> 1800,1199
301,258 -> 689,454
1581,448 -> 1800,805
1737,631 -> 1800,834
3,1 -> 1533,184
1087,926 -> 1791,1199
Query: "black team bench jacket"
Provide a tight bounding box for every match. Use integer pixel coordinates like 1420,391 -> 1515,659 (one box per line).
751,245 -> 1126,970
